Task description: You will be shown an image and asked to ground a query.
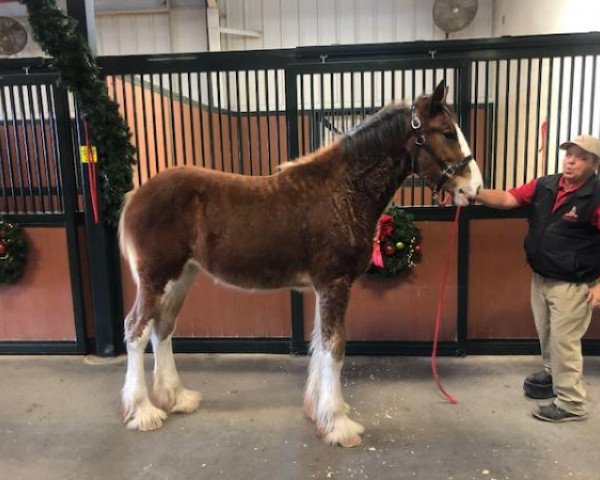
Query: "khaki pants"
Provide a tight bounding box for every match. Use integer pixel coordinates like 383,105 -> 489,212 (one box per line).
530,272 -> 595,415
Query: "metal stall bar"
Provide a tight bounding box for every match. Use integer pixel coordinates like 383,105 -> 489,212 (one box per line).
35,83 -> 54,212
226,71 -> 235,172
285,65 -> 304,354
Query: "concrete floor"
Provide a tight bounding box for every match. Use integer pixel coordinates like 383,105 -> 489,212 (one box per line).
1,354 -> 599,480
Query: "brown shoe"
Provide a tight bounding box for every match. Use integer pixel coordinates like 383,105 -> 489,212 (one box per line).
532,403 -> 588,423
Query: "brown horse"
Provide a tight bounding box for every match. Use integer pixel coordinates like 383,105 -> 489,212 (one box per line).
118,80 -> 483,447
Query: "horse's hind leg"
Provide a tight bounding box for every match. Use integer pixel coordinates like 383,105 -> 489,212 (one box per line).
151,260 -> 202,414
122,285 -> 167,431
312,278 -> 364,448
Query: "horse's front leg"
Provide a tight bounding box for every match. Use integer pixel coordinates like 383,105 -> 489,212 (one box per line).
311,278 -> 364,448
304,294 -> 351,422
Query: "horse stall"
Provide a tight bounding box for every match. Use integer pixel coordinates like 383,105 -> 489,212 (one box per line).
2,26 -> 600,478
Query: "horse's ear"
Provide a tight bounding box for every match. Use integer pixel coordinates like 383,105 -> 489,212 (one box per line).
430,80 -> 447,114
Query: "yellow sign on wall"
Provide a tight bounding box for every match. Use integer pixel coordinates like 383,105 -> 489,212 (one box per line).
79,146 -> 98,163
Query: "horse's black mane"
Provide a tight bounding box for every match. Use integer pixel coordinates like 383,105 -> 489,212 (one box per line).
340,103 -> 409,163
340,100 -> 456,164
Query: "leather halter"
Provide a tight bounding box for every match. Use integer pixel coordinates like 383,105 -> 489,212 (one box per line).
410,105 -> 473,194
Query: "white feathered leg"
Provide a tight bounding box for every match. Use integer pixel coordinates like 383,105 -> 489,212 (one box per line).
151,262 -> 202,414
304,295 -> 323,422
151,332 -> 202,414
121,321 -> 167,431
316,350 -> 364,447
312,280 -> 363,447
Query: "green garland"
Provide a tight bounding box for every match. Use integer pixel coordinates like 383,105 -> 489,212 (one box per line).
22,0 -> 135,225
0,217 -> 28,285
366,205 -> 422,279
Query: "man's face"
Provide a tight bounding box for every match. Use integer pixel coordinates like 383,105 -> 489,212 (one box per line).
562,145 -> 598,183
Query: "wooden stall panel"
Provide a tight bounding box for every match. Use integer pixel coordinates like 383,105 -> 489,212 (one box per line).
469,217 -> 600,339
468,218 -> 533,338
468,218 -> 534,339
303,222 -> 458,342
0,227 -> 76,340
121,260 -> 291,338
590,311 -> 600,339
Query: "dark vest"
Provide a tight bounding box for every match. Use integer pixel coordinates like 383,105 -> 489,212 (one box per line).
524,173 -> 600,282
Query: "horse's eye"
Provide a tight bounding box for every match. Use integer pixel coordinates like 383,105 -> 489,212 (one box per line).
443,130 -> 457,140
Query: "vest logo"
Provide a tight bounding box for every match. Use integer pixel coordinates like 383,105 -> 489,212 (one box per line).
562,206 -> 579,222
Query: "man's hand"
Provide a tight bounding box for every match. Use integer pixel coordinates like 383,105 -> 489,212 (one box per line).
586,284 -> 600,309
475,189 -> 520,209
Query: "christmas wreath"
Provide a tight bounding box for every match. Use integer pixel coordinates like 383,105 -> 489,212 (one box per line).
366,205 -> 422,279
0,217 -> 28,285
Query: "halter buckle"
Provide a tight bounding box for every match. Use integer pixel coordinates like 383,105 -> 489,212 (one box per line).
411,106 -> 424,144
410,104 -> 421,128
411,115 -> 421,130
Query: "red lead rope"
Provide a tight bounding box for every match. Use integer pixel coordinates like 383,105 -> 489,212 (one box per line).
538,121 -> 548,176
83,121 -> 100,224
431,203 -> 461,405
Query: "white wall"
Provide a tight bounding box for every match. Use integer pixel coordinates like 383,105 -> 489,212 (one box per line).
79,0 -> 496,56
493,0 -> 600,36
0,0 -> 208,58
221,0 -> 493,51
3,0 -> 600,58
95,5 -> 207,55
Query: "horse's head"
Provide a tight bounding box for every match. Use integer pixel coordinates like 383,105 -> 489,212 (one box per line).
409,80 -> 483,206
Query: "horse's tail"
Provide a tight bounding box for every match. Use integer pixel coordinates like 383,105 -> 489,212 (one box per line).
118,190 -> 138,283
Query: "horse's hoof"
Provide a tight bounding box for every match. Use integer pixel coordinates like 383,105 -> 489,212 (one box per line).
336,432 -> 363,448
170,388 -> 202,414
125,402 -> 168,431
348,418 -> 365,435
319,416 -> 364,448
324,429 -> 363,448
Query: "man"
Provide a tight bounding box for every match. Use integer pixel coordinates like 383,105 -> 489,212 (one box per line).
476,134 -> 600,422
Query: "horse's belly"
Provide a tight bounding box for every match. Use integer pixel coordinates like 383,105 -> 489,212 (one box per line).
197,234 -> 310,290
206,272 -> 313,290
202,264 -> 312,291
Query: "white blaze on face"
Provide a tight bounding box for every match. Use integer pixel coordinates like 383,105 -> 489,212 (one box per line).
452,122 -> 483,205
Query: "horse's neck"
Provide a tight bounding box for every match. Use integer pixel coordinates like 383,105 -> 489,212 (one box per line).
340,112 -> 414,224
345,151 -> 412,225
282,140 -> 412,231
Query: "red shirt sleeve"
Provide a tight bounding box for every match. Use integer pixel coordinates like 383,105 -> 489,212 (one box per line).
509,178 -> 600,232
508,178 -> 538,206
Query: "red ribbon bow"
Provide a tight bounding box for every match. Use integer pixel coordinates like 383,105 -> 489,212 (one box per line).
371,214 -> 394,268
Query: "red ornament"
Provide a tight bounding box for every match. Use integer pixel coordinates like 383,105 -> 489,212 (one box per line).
414,244 -> 422,253
0,242 -> 5,255
383,242 -> 396,256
